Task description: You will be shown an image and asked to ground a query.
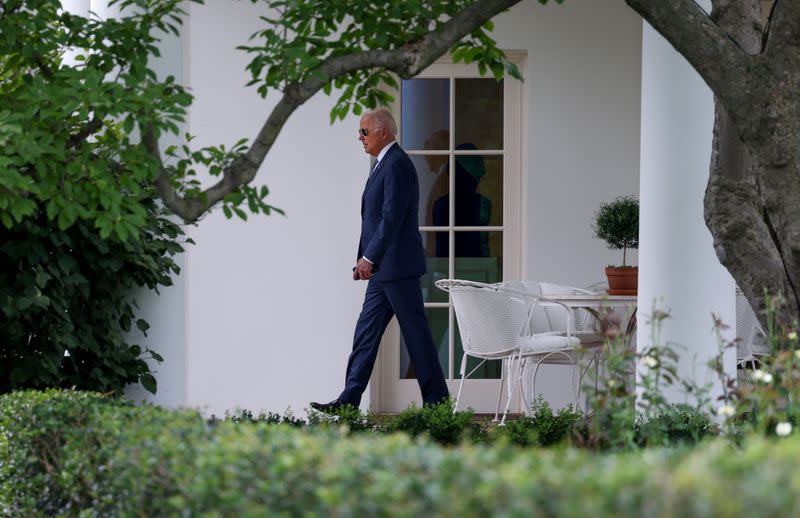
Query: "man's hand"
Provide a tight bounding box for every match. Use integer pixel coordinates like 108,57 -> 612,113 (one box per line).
354,257 -> 373,281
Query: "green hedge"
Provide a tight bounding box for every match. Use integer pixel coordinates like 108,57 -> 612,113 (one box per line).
3,390 -> 800,517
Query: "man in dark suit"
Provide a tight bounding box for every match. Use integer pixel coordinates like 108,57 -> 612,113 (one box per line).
311,109 -> 449,413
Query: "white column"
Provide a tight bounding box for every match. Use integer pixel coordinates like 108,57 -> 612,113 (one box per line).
113,0 -> 188,408
637,0 -> 736,407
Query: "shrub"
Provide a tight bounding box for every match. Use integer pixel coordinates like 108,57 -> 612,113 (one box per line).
0,389 -> 208,516
381,400 -> 485,445
8,390 -> 800,516
219,407 -> 307,427
635,405 -> 716,447
0,196 -> 184,395
498,398 -> 582,447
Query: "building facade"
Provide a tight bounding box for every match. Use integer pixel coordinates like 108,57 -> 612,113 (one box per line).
63,0 -> 735,416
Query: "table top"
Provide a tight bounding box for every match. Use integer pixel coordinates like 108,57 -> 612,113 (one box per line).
542,293 -> 637,302
542,293 -> 638,306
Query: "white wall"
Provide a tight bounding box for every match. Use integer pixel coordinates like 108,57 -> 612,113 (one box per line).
497,1 -> 643,286
182,1 -> 366,416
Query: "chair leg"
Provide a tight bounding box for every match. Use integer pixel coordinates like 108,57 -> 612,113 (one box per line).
493,357 -> 506,422
453,353 -> 468,414
531,358 -> 545,407
519,358 -> 531,415
500,355 -> 520,426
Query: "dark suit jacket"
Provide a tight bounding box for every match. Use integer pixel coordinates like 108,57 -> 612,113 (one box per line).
358,143 -> 426,281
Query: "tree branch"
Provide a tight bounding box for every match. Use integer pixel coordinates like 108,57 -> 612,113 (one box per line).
142,124 -> 204,219
625,0 -> 766,127
153,0 -> 525,222
66,114 -> 104,149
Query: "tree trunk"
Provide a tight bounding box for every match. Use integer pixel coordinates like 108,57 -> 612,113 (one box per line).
705,0 -> 800,332
628,0 -> 800,335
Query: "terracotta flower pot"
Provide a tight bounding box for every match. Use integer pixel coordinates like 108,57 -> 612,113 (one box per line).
605,266 -> 638,295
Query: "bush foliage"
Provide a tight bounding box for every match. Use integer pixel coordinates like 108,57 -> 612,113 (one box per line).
0,197 -> 183,394
5,389 -> 800,517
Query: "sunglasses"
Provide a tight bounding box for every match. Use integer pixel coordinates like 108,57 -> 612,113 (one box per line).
358,128 -> 369,137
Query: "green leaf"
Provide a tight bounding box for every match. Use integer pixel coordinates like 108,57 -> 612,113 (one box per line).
140,373 -> 157,394
136,319 -> 150,335
233,207 -> 248,221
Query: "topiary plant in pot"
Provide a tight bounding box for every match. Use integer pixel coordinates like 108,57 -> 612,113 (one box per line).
593,195 -> 639,295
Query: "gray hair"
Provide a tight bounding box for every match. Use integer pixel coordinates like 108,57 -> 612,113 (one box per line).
364,108 -> 397,138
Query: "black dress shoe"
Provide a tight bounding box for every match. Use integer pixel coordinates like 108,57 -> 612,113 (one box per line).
309,399 -> 349,414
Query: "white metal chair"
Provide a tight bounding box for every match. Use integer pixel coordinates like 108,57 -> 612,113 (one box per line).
435,279 -> 580,425
538,282 -> 606,346
736,287 -> 769,369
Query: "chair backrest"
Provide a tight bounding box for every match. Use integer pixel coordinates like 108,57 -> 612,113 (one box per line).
538,282 -> 592,332
445,282 -> 532,357
497,280 -> 549,332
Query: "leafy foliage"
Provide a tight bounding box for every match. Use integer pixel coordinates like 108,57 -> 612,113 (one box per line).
0,389 -> 208,516
218,407 -> 306,427
0,194 -> 183,394
714,294 -> 800,438
635,405 -> 715,447
8,389 -> 800,516
593,195 -> 639,266
381,399 -> 485,444
0,1 -> 192,396
0,0 -> 199,235
2,0 -> 540,226
500,397 -> 582,447
238,0 -> 525,122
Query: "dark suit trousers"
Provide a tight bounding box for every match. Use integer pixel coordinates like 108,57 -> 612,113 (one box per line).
339,276 -> 449,406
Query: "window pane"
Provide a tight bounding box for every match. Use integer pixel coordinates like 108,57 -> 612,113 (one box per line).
401,79 -> 450,150
454,314 -> 501,380
453,232 -> 502,284
478,156 -> 503,227
420,232 -> 448,304
412,155 -> 450,227
452,155 -> 502,227
454,78 -> 503,151
400,308 -> 449,379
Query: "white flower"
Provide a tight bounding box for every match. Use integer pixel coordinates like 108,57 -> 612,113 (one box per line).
643,356 -> 658,369
776,422 -> 793,437
788,331 -> 798,341
752,369 -> 773,383
716,405 -> 735,418
607,379 -> 617,388
795,350 -> 800,361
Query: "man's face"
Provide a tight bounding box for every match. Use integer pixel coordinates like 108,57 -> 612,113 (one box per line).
359,115 -> 385,157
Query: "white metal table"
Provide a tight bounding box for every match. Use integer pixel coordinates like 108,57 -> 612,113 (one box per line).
542,293 -> 638,338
